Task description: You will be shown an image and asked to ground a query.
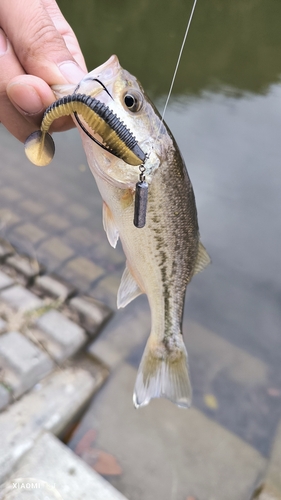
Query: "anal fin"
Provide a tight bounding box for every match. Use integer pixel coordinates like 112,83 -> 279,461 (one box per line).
117,263 -> 143,309
193,241 -> 211,275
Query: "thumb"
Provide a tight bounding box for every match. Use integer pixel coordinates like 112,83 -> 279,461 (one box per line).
0,0 -> 86,85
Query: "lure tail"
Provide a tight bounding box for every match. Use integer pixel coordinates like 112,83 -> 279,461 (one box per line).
133,334 -> 192,408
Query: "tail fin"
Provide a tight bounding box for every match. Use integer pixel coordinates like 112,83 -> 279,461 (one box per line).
133,336 -> 192,409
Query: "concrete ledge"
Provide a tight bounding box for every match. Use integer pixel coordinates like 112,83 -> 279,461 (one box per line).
0,367 -> 100,483
0,432 -> 128,500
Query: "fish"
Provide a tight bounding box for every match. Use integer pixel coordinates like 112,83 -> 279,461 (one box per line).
53,55 -> 210,408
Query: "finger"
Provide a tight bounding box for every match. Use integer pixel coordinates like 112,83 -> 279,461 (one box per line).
7,75 -> 74,135
0,28 -> 37,141
42,0 -> 87,72
0,0 -> 86,85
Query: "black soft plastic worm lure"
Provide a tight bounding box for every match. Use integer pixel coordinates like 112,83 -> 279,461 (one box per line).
24,93 -> 146,167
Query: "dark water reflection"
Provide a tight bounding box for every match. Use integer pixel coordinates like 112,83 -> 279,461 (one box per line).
58,0 -> 281,97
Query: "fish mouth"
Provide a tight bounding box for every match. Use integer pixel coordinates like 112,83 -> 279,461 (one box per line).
87,55 -> 120,81
76,55 -> 121,98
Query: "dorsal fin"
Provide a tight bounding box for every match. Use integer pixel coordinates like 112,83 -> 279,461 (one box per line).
194,241 -> 211,275
117,263 -> 143,308
102,202 -> 119,248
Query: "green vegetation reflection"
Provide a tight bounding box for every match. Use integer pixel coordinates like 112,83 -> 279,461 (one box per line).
58,0 -> 281,98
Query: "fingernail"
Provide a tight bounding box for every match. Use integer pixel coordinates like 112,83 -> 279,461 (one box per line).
0,28 -> 8,55
58,61 -> 86,84
8,83 -> 44,115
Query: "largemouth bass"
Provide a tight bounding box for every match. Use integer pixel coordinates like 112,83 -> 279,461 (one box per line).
53,55 -> 210,408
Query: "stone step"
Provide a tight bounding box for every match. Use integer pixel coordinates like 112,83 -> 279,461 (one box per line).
0,432 -> 128,500
0,367 -> 102,483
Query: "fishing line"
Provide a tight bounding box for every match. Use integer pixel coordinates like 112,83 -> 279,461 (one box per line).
158,0 -> 198,131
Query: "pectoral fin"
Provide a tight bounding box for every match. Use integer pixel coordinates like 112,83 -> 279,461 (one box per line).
193,241 -> 211,275
103,202 -> 119,248
117,263 -> 143,308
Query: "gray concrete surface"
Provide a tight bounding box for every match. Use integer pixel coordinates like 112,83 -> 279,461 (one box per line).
0,368 -> 100,483
0,432 -> 128,500
70,362 -> 266,500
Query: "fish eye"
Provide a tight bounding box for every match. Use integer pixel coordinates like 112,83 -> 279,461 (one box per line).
123,91 -> 142,112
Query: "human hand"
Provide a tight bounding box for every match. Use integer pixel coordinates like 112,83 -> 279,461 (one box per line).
0,0 -> 87,142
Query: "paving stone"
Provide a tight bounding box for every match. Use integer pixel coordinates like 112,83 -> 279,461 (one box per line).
91,271 -> 123,309
40,213 -> 70,231
0,285 -> 43,312
65,226 -> 100,248
42,191 -> 67,207
0,187 -> 21,202
0,331 -> 53,398
0,209 -> 20,229
35,309 -> 87,362
0,238 -> 14,260
0,271 -> 14,290
67,202 -> 91,220
0,432 -> 128,500
69,295 -> 112,336
0,367 -> 100,483
38,237 -> 74,267
6,254 -> 44,280
34,274 -> 76,301
0,318 -> 7,333
0,383 -> 10,411
19,199 -> 46,216
61,257 -> 104,289
14,223 -> 47,245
